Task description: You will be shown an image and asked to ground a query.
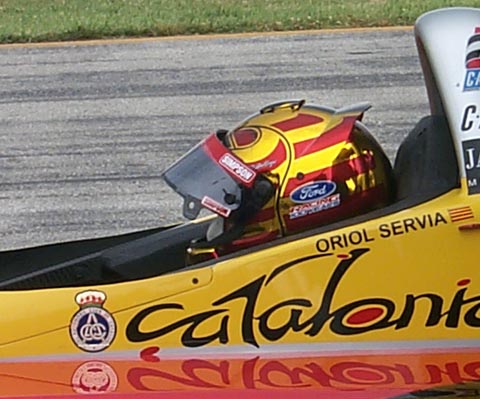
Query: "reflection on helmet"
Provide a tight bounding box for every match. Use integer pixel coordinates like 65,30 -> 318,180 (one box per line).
163,99 -> 393,260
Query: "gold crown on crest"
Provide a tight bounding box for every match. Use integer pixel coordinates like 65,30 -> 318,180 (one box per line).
75,290 -> 106,307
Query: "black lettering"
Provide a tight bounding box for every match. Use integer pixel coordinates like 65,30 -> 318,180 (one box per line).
462,105 -> 477,131
391,220 -> 403,235
330,235 -> 344,250
442,287 -> 467,328
181,314 -> 229,347
363,229 -> 375,242
213,277 -> 265,348
126,303 -> 181,341
427,213 -> 433,227
316,239 -> 330,253
465,302 -> 480,327
435,212 -> 448,225
395,293 -> 444,329
305,248 -> 371,336
415,215 -> 428,229
126,246 -> 480,349
379,223 -> 391,238
126,303 -> 229,346
349,231 -> 362,245
403,218 -> 417,233
396,285 -> 480,330
330,298 -> 397,335
258,299 -> 312,341
443,287 -> 480,328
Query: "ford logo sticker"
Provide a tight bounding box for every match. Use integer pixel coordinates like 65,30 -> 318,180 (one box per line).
290,181 -> 337,204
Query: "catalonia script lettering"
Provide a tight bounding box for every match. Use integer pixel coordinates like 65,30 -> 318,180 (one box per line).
126,248 -> 480,347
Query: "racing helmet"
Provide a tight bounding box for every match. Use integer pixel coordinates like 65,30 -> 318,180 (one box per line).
163,99 -> 393,252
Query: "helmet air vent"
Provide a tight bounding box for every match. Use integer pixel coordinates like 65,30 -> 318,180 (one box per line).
260,99 -> 305,114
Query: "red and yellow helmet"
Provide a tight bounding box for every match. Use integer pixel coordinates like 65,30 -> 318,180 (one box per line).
163,100 -> 393,254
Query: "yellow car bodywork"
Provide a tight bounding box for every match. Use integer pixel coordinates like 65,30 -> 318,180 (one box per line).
1,181 -> 478,358
0,6 -> 479,399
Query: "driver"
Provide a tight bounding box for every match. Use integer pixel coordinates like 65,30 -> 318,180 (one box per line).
162,100 -> 393,264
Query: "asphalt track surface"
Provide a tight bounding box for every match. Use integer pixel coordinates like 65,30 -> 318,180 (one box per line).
0,28 -> 429,250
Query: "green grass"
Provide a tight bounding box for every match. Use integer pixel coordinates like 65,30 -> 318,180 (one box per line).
0,0 -> 478,43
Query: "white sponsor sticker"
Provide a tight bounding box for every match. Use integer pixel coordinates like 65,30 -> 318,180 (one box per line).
202,196 -> 231,217
220,153 -> 256,183
289,194 -> 341,219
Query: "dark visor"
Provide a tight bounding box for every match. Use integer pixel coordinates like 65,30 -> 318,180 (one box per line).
162,133 -> 257,220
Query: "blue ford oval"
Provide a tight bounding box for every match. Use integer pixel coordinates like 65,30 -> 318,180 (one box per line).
290,181 -> 337,204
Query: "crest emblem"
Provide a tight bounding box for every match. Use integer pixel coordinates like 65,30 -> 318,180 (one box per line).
70,290 -> 116,352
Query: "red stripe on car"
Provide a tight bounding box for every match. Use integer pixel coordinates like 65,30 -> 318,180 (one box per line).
293,116 -> 358,159
284,154 -> 372,194
272,113 -> 323,132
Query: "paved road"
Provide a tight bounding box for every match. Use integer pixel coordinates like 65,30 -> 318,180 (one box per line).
0,29 -> 429,249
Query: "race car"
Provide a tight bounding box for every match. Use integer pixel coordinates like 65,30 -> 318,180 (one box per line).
0,6 -> 479,399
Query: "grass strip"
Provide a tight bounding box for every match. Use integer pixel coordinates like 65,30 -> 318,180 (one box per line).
0,0 -> 478,43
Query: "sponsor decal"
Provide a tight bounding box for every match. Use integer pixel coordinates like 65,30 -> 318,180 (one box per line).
249,159 -> 277,171
72,361 -> 118,394
126,247 -> 479,348
219,153 -> 256,184
316,229 -> 375,252
289,193 -> 340,219
462,139 -> 480,194
316,212 -> 447,252
448,206 -> 474,223
201,195 -> 231,218
461,105 -> 480,132
247,141 -> 286,172
464,27 -> 480,91
377,212 -> 447,238
464,71 -> 480,92
290,180 -> 337,204
70,290 -> 116,353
